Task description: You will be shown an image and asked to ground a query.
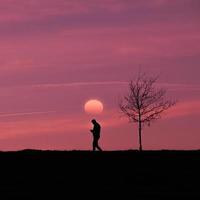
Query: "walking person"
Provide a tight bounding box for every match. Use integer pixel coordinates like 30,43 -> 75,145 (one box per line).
90,119 -> 103,151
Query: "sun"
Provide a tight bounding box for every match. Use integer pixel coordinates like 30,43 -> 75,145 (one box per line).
84,99 -> 104,114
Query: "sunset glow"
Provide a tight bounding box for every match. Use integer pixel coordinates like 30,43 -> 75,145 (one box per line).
0,0 -> 199,150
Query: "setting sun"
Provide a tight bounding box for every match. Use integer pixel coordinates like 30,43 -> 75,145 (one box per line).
84,99 -> 104,114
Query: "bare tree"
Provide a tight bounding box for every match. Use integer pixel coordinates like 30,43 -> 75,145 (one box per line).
119,73 -> 176,151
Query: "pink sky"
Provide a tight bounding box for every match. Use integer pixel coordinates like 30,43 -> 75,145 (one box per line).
0,0 -> 200,150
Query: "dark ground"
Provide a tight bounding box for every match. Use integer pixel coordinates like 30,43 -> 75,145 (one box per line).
0,150 -> 200,199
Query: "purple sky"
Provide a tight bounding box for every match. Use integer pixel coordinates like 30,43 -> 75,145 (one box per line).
0,0 -> 200,150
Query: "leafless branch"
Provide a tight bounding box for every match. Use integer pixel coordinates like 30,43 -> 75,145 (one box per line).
119,72 -> 176,150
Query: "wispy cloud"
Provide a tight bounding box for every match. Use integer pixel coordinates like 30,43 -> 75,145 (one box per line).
0,114 -> 85,139
0,111 -> 56,118
0,0 -> 199,23
28,81 -> 200,93
164,100 -> 200,119
31,81 -> 128,88
1,80 -> 200,92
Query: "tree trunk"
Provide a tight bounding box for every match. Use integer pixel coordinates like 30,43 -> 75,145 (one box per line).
138,120 -> 142,151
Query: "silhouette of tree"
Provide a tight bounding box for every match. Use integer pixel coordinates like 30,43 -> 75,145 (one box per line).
119,73 -> 176,151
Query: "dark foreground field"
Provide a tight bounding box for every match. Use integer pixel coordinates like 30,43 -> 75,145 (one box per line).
0,150 -> 200,199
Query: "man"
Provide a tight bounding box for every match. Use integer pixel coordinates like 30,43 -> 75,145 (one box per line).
90,119 -> 103,151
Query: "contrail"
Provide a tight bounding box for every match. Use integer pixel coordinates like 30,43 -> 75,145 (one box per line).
0,111 -> 56,118
31,81 -> 128,88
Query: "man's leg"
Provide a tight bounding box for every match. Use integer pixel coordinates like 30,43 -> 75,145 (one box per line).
93,139 -> 96,151
96,138 -> 102,151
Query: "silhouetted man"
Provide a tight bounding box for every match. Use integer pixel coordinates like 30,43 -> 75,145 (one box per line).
90,119 -> 102,151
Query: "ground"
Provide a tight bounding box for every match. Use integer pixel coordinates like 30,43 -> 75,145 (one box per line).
0,150 -> 199,199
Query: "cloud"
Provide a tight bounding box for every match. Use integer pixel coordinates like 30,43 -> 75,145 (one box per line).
159,83 -> 200,92
0,114 -> 86,139
0,111 -> 56,118
0,58 -> 34,71
0,0 -> 88,23
31,81 -> 128,89
164,100 -> 200,119
0,0 -> 199,32
22,81 -> 200,93
0,108 -> 125,140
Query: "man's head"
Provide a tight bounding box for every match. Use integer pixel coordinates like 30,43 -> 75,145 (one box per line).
91,119 -> 96,124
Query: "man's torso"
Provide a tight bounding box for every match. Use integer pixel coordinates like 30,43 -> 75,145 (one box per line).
93,123 -> 101,138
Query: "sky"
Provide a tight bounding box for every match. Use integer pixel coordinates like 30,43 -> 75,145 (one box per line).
0,0 -> 200,151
